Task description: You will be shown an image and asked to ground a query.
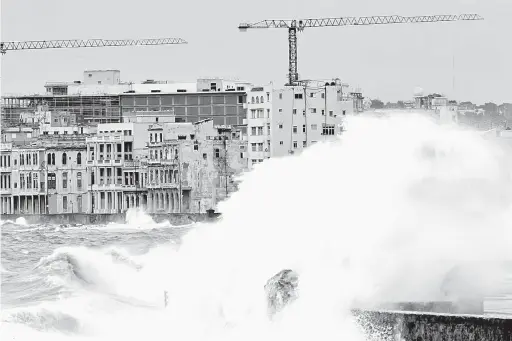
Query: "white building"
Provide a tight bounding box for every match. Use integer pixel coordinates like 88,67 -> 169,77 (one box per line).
245,84 -> 273,168
271,82 -> 351,157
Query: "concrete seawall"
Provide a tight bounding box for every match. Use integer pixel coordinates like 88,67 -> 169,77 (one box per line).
353,309 -> 512,340
0,212 -> 221,226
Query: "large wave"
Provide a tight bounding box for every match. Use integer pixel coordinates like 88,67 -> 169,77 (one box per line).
3,113 -> 512,340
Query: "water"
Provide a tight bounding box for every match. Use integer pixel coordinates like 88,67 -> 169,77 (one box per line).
2,113 -> 512,341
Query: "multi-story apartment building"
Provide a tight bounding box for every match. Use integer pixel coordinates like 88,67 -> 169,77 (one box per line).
45,144 -> 88,214
246,84 -> 273,168
271,82 -> 351,157
0,143 -> 13,214
11,146 -> 46,214
146,119 -> 248,213
85,122 -> 150,213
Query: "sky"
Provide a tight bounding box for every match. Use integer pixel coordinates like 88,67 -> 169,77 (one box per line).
1,0 -> 511,104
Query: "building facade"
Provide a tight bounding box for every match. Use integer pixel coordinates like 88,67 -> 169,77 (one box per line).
271,82 -> 351,157
45,145 -> 88,214
146,120 -> 248,213
0,143 -> 13,214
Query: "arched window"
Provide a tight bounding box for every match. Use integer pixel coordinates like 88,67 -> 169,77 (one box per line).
47,153 -> 51,165
256,97 -> 260,104
251,97 -> 255,104
260,96 -> 264,103
77,152 -> 82,165
51,153 -> 55,165
62,153 -> 67,165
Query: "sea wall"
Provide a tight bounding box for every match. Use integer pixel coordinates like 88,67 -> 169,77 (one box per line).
353,309 -> 512,341
0,212 -> 221,225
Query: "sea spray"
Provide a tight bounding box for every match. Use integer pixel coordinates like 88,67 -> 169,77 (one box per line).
3,113 -> 512,341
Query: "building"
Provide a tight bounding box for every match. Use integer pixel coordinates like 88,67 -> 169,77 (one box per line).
2,71 -> 249,126
245,84 -> 273,168
271,81 -> 350,157
85,122 -> 150,214
145,119 -> 248,213
0,143 -> 13,214
45,144 -> 88,214
10,146 -> 46,214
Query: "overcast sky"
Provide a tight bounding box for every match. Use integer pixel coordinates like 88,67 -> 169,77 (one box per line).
1,0 -> 510,104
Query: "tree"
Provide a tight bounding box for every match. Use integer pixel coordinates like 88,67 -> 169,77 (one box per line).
371,99 -> 384,109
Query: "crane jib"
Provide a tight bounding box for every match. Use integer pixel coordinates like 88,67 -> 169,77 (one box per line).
237,13 -> 483,85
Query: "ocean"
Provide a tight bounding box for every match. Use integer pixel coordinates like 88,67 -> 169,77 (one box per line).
2,114 -> 512,341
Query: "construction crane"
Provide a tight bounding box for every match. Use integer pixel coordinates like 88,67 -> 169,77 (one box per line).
239,14 -> 483,86
0,37 -> 187,54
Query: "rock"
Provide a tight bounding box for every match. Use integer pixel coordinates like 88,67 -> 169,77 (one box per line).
264,269 -> 299,318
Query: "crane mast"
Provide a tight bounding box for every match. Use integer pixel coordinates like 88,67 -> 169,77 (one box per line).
239,14 -> 483,86
0,37 -> 188,54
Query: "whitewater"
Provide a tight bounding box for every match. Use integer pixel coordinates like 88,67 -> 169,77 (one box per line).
2,113 -> 512,340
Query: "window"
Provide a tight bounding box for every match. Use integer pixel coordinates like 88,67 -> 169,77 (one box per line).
256,96 -> 260,104
293,126 -> 298,134
267,109 -> 270,118
27,173 -> 32,189
251,109 -> 256,119
77,172 -> 82,189
342,110 -> 346,116
33,153 -> 38,165
257,143 -> 264,151
238,95 -> 244,104
194,144 -> 199,151
150,134 -> 153,142
322,124 -> 335,136
303,141 -> 307,147
48,173 -> 56,189
33,173 -> 38,189
251,127 -> 257,136
257,109 -> 264,118
63,172 -> 68,189
310,108 -> 317,113
279,108 -> 282,113
215,148 -> 220,158
293,109 -> 297,115
257,127 -> 263,135
77,152 -> 82,165
311,124 -> 318,130
279,124 -> 283,129
279,93 -> 283,100
267,93 -> 270,101
303,125 -> 306,133
62,153 -> 67,165
294,94 -> 303,99
280,141 -> 284,145
329,111 -> 333,117
267,123 -> 270,134
251,96 -> 255,104
251,143 -> 257,152
310,92 -> 315,98
321,93 -> 325,99
52,153 -> 55,165
293,141 -> 298,149
63,196 -> 68,211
